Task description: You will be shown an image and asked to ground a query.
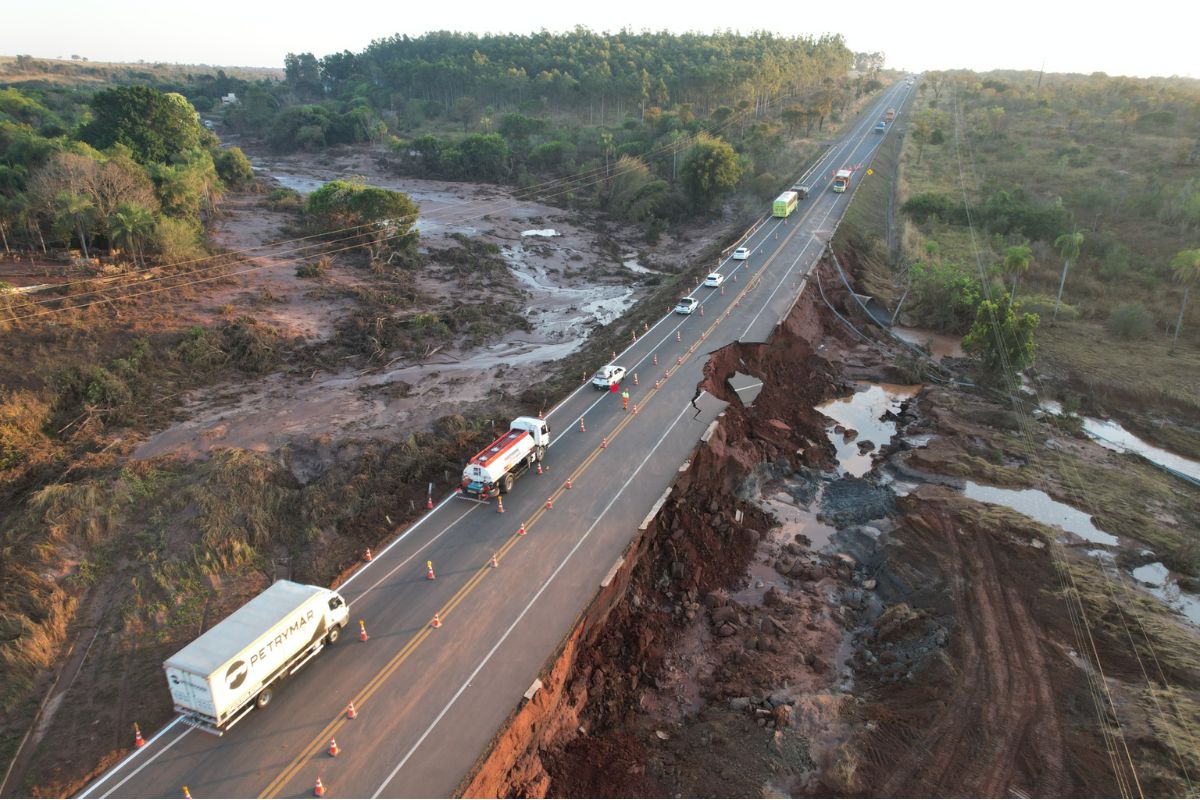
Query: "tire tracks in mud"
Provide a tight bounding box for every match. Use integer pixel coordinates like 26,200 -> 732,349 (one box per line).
873,508 -> 1067,798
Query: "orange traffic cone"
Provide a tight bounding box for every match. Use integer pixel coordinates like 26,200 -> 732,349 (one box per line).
426,495 -> 433,510
346,702 -> 357,719
601,437 -> 607,449
566,477 -> 573,489
733,273 -> 738,281
676,331 -> 681,342
431,613 -> 442,629
426,560 -> 436,580
518,522 -> 526,536
546,499 -> 553,509
699,305 -> 704,316
364,547 -> 373,562
579,417 -> 586,432
644,322 -> 649,332
329,738 -> 339,757
134,723 -> 145,748
359,619 -> 369,641
183,786 -> 192,799
677,356 -> 682,365
538,409 -> 544,419
497,496 -> 505,514
633,373 -> 638,386
313,777 -> 325,797
490,553 -> 499,568
652,353 -> 658,365
632,404 -> 638,415
720,285 -> 725,295
536,462 -> 543,475
631,331 -> 637,342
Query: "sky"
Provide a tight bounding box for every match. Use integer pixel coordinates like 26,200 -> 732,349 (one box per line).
2,0 -> 1194,79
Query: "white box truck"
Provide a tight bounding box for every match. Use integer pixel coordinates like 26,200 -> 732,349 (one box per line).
163,580 -> 349,734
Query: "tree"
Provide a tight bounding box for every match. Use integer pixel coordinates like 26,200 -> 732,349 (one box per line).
1169,248 -> 1200,354
306,180 -> 420,263
283,52 -> 323,99
911,114 -> 934,166
81,86 -> 203,165
1002,244 -> 1033,302
1052,231 -> 1084,323
108,202 -> 155,266
451,96 -> 479,132
962,297 -> 1039,386
214,147 -> 254,189
680,133 -> 741,211
53,191 -> 95,259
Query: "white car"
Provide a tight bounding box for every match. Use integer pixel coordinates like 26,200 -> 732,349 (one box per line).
703,273 -> 725,288
732,247 -> 750,260
591,364 -> 627,389
674,297 -> 699,315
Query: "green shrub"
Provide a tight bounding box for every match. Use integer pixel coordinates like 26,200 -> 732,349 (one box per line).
1106,302 -> 1155,340
153,217 -> 204,263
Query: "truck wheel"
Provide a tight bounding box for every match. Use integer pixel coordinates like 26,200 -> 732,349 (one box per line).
256,687 -> 273,710
500,473 -> 514,494
326,626 -> 340,645
535,446 -> 545,463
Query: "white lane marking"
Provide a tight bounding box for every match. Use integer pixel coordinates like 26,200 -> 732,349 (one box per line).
77,717 -> 186,798
336,490 -> 461,590
344,504 -> 478,605
741,199 -> 843,338
370,399 -> 698,798
96,726 -> 192,799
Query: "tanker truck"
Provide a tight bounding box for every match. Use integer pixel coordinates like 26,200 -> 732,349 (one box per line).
461,416 -> 551,498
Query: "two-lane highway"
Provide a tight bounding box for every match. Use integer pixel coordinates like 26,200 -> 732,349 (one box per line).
80,79 -> 913,799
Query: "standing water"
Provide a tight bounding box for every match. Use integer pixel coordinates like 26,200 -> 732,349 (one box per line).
1039,401 -> 1200,483
817,384 -> 921,477
962,481 -> 1118,546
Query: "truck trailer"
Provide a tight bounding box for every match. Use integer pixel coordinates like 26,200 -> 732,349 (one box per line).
163,581 -> 349,734
461,416 -> 551,497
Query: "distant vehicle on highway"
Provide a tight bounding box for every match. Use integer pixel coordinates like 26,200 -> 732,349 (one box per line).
885,107 -> 897,122
674,297 -> 699,315
703,272 -> 725,288
591,364 -> 627,389
874,120 -> 886,133
791,184 -> 811,199
732,247 -> 750,260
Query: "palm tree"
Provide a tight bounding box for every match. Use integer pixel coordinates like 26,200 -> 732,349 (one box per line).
1052,231 -> 1084,322
53,191 -> 95,260
1170,248 -> 1200,354
108,202 -> 156,267
1003,245 -> 1033,303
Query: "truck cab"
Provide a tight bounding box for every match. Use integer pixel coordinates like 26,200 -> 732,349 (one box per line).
832,169 -> 853,193
874,120 -> 886,134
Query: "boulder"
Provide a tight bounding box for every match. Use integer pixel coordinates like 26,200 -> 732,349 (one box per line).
729,696 -> 752,711
717,622 -> 737,637
712,605 -> 738,625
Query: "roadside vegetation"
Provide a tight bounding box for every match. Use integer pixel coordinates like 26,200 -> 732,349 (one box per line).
842,69 -> 1199,430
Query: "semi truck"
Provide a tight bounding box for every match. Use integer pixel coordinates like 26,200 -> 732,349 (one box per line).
461,416 -> 550,497
885,107 -> 897,122
163,581 -> 349,734
832,168 -> 853,193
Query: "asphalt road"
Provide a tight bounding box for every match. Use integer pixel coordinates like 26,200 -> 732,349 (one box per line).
79,79 -> 914,800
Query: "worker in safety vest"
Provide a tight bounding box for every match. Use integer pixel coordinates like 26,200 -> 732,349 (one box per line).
621,389 -> 630,410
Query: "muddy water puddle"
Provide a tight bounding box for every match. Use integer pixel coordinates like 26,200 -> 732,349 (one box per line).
817,383 -> 920,477
1131,562 -> 1200,626
962,481 -> 1118,546
891,326 -> 965,360
1039,401 -> 1200,483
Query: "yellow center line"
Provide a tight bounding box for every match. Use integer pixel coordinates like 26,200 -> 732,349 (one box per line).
261,207 -> 807,798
